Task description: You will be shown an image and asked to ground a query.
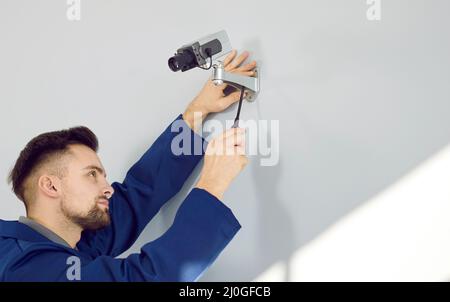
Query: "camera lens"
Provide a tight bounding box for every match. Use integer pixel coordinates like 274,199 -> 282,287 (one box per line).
168,48 -> 197,72
168,57 -> 181,72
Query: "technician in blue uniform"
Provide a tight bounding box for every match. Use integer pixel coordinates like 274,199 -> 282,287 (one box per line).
0,50 -> 257,281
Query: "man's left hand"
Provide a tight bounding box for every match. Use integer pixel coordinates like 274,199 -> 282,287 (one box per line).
183,50 -> 257,132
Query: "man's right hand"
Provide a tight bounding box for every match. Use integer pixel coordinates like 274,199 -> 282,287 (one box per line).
195,128 -> 248,200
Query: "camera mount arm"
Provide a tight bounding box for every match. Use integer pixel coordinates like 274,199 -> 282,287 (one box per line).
211,61 -> 260,102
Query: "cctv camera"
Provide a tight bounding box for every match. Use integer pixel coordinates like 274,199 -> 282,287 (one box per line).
168,30 -> 232,72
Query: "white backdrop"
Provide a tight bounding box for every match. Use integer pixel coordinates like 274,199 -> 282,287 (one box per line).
1,0 -> 450,281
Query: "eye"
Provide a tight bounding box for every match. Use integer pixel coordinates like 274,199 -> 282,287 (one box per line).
88,170 -> 97,177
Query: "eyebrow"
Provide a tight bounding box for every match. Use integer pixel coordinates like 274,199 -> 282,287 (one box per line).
83,165 -> 107,178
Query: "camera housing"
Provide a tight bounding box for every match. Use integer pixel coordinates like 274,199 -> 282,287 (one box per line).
168,30 -> 232,72
168,30 -> 260,104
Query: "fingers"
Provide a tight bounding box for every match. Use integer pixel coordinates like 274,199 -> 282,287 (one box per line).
243,70 -> 256,76
223,127 -> 246,141
223,50 -> 237,67
222,49 -> 258,80
232,51 -> 250,68
239,61 -> 257,72
206,128 -> 247,156
227,131 -> 246,147
225,130 -> 246,155
219,91 -> 242,109
225,51 -> 250,71
216,128 -> 246,146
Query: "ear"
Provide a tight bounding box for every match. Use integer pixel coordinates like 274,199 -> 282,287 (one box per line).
37,174 -> 62,199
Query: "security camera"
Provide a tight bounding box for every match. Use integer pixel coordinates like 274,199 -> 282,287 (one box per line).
168,30 -> 232,72
168,30 -> 260,127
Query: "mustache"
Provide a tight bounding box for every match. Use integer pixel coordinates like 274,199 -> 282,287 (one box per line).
96,195 -> 110,202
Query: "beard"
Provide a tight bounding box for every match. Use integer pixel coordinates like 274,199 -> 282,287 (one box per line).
61,197 -> 111,231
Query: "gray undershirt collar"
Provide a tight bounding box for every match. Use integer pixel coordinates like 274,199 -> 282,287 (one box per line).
18,216 -> 74,249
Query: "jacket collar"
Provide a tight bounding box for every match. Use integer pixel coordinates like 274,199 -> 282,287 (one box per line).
0,219 -> 56,244
18,216 -> 73,248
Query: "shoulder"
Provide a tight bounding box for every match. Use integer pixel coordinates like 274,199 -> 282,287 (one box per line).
0,238 -> 78,281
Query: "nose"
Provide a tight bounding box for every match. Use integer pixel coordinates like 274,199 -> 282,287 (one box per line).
103,182 -> 115,199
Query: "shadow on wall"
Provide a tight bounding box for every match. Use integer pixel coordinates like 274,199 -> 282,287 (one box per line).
243,37 -> 294,281
252,158 -> 295,281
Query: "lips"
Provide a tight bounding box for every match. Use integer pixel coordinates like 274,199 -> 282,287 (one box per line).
98,198 -> 109,207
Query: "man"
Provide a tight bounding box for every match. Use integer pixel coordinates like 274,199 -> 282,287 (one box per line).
0,50 -> 257,281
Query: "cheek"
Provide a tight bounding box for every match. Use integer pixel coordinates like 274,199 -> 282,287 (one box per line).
62,180 -> 98,213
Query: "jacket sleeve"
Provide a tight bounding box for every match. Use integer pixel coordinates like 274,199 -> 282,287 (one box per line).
77,114 -> 206,257
3,189 -> 241,282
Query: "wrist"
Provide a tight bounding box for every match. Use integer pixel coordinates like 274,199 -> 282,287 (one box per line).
195,178 -> 226,200
183,101 -> 209,132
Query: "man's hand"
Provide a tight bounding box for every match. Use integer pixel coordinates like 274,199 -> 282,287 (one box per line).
195,128 -> 248,200
183,50 -> 257,132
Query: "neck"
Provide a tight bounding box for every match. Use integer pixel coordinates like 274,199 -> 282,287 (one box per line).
26,213 -> 82,249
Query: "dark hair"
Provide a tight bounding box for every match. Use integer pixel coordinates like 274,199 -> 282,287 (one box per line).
7,126 -> 98,204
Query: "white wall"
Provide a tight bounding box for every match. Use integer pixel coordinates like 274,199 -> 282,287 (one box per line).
1,0 -> 450,281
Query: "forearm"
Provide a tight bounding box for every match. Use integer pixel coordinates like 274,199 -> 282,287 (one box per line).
138,188 -> 241,281
182,97 -> 211,133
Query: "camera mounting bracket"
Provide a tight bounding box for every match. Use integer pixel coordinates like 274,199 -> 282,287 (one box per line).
211,61 -> 260,102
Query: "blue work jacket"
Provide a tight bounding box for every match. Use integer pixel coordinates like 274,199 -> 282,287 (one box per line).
0,115 -> 241,281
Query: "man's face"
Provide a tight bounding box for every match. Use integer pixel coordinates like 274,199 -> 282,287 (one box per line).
59,144 -> 114,230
